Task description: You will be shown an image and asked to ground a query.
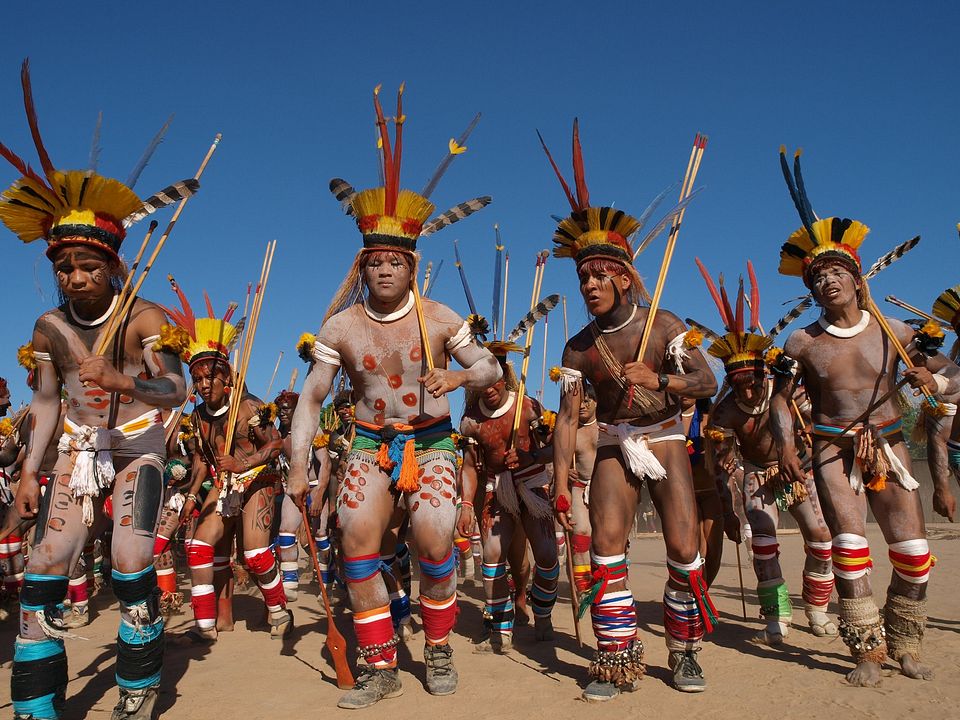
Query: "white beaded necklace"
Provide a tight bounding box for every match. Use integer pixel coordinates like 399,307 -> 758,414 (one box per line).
597,304 -> 637,334
817,310 -> 870,338
364,291 -> 414,323
70,293 -> 119,327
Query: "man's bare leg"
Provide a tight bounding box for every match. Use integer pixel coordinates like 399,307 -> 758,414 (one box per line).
520,506 -> 559,641
570,483 -> 593,595
507,522 -> 531,626
478,501 -> 516,652
696,491 -> 724,587
241,479 -> 290,639
182,492 -> 228,642
790,477 -> 836,637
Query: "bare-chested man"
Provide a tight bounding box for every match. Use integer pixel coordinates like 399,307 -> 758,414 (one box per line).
287,87 -> 499,709
273,390 -> 305,601
771,150 -> 960,687
458,346 -> 558,652
566,379 -> 598,595
1,63 -> 193,719
545,123 -> 718,700
164,290 -> 289,644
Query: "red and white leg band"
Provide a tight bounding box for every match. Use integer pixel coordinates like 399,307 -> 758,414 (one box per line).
752,535 -> 779,562
156,567 -> 177,594
804,540 -> 833,563
191,583 -> 217,629
0,535 -> 22,559
420,592 -> 458,645
888,539 -> 933,584
832,534 -> 872,580
802,571 -> 835,608
186,539 -> 214,570
244,547 -> 286,611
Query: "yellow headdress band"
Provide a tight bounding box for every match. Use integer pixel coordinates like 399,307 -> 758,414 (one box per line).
933,284 -> 960,331
160,276 -> 238,369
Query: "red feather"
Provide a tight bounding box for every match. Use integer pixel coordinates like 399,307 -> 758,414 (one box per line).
203,291 -> 216,319
0,141 -> 50,191
718,274 -> 735,333
164,275 -> 196,333
393,84 -> 404,205
537,130 -> 577,212
372,87 -> 395,215
572,118 -> 590,210
695,257 -> 730,328
20,59 -> 55,178
747,260 -> 760,331
223,302 -> 237,324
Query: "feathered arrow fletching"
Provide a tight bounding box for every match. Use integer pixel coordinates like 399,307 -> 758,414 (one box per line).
506,294 -> 560,343
863,235 -> 920,279
769,297 -> 813,339
421,196 -> 491,236
684,318 -> 721,342
329,178 -> 356,216
124,179 -> 199,227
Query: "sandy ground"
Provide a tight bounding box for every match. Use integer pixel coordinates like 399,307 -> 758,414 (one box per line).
2,524 -> 959,720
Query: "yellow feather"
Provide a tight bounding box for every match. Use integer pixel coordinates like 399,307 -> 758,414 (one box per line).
449,139 -> 466,155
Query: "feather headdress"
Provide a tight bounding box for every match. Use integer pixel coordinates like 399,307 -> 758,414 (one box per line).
696,258 -> 772,377
330,85 -> 489,253
933,284 -> 960,330
777,147 -> 868,285
0,60 -> 198,262
160,275 -> 239,369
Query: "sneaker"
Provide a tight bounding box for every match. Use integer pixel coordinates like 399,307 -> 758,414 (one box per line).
337,667 -> 403,709
112,685 -> 159,719
669,650 -> 706,693
582,680 -> 620,702
473,630 -> 512,654
63,603 -> 90,628
424,643 -> 458,696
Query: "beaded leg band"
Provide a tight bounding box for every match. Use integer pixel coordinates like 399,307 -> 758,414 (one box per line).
839,597 -> 887,665
359,634 -> 401,662
884,592 -> 926,662
587,639 -> 645,685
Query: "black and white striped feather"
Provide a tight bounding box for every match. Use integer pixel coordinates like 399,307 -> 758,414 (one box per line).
863,236 -> 920,280
769,297 -> 813,339
421,196 -> 491,236
683,318 -> 721,343
329,178 -> 356,216
506,294 -> 560,343
123,179 -> 199,227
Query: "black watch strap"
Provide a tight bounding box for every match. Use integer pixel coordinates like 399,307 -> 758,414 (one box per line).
657,373 -> 669,392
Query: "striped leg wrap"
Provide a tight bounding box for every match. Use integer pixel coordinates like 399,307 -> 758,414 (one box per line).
832,534 -> 872,580
315,535 -> 331,584
420,592 -> 458,645
276,533 -> 300,592
802,571 -> 835,609
419,550 -> 456,584
757,579 -> 792,621
751,535 -> 780,562
531,563 -> 559,618
666,554 -> 718,634
112,567 -> 163,691
482,561 -> 513,634
12,636 -> 67,719
244,547 -> 286,612
354,605 -> 398,668
190,584 -> 216,629
888,539 -> 934,585
67,574 -> 89,607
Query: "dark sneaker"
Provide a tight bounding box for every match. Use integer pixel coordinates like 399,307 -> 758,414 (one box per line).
112,686 -> 159,719
270,609 -> 293,639
424,643 -> 458,696
669,650 -> 706,693
582,680 -> 620,702
337,667 -> 403,709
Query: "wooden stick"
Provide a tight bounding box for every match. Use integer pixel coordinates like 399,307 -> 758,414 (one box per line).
866,297 -> 938,410
97,220 -> 158,349
287,367 -> 299,393
735,541 -> 748,620
562,295 -> 569,343
501,252 -> 510,342
510,252 -> 547,444
563,528 -> 583,647
539,314 -> 549,401
265,351 -> 283,400
422,261 -> 433,296
885,295 -> 951,331
95,134 -> 222,356
633,134 -> 707,364
164,385 -> 194,445
300,504 -> 355,689
412,280 -> 435,372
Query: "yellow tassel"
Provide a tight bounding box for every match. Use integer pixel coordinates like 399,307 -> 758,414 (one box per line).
395,438 -> 420,493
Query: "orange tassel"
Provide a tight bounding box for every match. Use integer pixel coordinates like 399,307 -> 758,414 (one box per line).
866,474 -> 887,492
395,438 -> 420,493
376,443 -> 394,473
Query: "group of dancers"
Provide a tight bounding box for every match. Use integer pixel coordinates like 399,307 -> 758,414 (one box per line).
0,61 -> 956,718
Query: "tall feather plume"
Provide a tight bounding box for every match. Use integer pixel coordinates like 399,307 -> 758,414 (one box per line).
634,182 -> 678,237
695,258 -> 731,328
779,146 -> 817,242
126,114 -> 173,189
20,59 -> 55,178
420,197 -> 491,236
718,275 -> 735,332
372,85 -> 396,215
393,84 -> 404,200
537,130 -> 577,212
506,294 -> 560,343
123,179 -> 199,227
0,141 -> 49,189
88,112 -> 103,171
454,239 -> 478,315
747,261 -> 760,332
422,112 -> 481,199
163,275 -> 196,331
203,291 -> 216,319
863,236 -> 920,279
329,178 -> 356,216
734,277 -> 745,336
571,118 -> 590,209
684,318 -> 721,342
769,297 -> 813,339
792,150 -> 817,222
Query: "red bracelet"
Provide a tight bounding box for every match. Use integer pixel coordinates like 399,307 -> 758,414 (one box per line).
554,495 -> 571,513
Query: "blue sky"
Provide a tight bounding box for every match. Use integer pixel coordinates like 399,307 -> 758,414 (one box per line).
2,2 -> 959,416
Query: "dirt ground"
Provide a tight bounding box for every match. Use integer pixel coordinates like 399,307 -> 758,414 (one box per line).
2,524 -> 959,719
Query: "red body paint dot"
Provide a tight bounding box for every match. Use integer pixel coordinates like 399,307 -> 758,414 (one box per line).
360,463 -> 370,472
374,413 -> 385,425
388,375 -> 402,389
409,346 -> 421,362
358,478 -> 366,486
402,393 -> 417,407
356,491 -> 365,502
350,469 -> 360,477
412,501 -> 420,512
363,355 -> 377,371
432,466 -> 444,474
440,490 -> 452,499
430,480 -> 442,491
374,398 -> 386,411
429,497 -> 441,508
346,499 -> 360,509
420,492 -> 432,500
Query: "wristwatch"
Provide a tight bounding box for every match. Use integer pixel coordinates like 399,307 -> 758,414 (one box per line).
657,373 -> 669,392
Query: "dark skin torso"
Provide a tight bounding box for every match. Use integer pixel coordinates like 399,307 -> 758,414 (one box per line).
461,395 -> 543,475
